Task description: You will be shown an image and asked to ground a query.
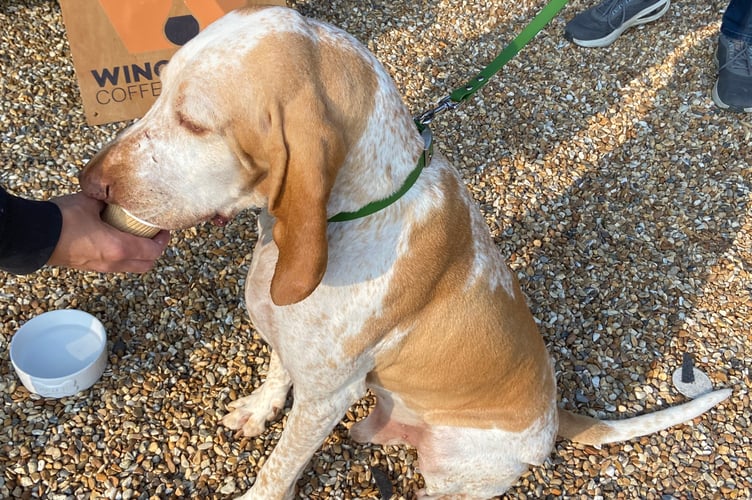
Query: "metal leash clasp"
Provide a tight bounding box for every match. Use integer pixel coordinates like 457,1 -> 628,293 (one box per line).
416,96 -> 459,126
420,124 -> 434,165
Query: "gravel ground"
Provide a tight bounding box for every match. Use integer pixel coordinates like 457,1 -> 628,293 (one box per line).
1,0 -> 750,498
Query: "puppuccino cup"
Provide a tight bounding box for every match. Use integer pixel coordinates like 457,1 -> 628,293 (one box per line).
102,204 -> 161,238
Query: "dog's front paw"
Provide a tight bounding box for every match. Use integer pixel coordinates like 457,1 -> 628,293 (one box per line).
222,389 -> 287,437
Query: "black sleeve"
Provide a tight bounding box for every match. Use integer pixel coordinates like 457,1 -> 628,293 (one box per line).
0,186 -> 63,275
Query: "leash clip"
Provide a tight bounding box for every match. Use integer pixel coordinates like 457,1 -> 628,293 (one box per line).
416,96 -> 459,126
420,124 -> 434,165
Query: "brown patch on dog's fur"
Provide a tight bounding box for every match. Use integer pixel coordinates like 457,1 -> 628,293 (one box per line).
350,168 -> 555,433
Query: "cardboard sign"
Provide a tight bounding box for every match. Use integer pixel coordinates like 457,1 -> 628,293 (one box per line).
59,0 -> 286,125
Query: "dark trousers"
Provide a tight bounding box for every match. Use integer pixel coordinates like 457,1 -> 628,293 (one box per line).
722,0 -> 752,43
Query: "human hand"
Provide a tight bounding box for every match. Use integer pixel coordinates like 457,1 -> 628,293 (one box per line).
47,193 -> 170,273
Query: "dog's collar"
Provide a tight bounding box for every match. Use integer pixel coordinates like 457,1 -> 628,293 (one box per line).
327,124 -> 433,223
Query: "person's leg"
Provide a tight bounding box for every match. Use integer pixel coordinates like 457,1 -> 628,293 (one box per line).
721,0 -> 752,43
713,0 -> 752,112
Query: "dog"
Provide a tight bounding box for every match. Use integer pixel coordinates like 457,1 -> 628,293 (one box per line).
79,6 -> 731,499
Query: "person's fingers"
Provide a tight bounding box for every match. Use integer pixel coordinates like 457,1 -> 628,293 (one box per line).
89,234 -> 163,273
48,192 -> 170,273
83,195 -> 105,213
151,230 -> 172,249
105,229 -> 170,263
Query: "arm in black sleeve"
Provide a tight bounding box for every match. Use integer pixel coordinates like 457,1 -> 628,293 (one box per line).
0,186 -> 63,274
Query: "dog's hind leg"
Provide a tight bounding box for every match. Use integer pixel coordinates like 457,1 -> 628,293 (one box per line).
350,388 -> 427,446
222,350 -> 291,437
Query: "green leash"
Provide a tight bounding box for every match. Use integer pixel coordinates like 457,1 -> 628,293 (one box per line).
417,0 -> 569,125
328,0 -> 569,223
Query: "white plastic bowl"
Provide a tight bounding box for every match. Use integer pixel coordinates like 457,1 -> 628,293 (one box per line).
10,310 -> 108,398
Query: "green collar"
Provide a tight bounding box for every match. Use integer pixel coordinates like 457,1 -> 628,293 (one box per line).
327,124 -> 433,223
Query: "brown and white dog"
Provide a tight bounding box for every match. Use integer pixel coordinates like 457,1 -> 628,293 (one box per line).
79,6 -> 731,499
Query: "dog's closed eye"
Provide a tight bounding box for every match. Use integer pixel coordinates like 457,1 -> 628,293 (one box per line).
176,109 -> 209,135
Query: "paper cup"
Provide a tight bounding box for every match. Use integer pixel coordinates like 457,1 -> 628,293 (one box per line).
102,204 -> 160,238
10,310 -> 108,398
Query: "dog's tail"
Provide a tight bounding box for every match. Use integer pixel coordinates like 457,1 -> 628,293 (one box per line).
557,388 -> 732,446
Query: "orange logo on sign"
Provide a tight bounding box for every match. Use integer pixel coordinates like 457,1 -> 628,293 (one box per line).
97,0 -> 246,54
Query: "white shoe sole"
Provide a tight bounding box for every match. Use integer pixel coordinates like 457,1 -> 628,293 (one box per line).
712,81 -> 752,113
570,0 -> 671,48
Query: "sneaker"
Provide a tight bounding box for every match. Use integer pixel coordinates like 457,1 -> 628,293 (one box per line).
564,0 -> 671,48
713,34 -> 752,113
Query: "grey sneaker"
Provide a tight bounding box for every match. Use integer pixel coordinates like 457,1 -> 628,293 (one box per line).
564,0 -> 671,48
713,34 -> 752,113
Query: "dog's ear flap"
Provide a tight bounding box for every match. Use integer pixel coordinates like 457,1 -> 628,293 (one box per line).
266,89 -> 345,306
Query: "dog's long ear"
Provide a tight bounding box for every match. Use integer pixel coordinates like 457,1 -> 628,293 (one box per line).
265,85 -> 345,306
